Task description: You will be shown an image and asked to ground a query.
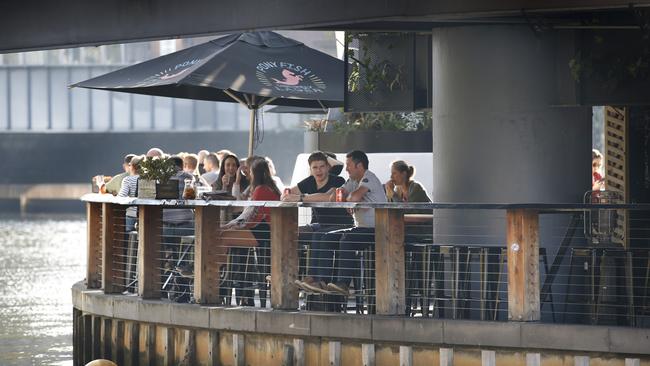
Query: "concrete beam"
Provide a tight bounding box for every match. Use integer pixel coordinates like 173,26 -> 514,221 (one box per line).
2,0 -> 650,53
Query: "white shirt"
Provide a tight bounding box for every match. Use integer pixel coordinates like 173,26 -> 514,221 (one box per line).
202,171 -> 220,187
342,170 -> 387,227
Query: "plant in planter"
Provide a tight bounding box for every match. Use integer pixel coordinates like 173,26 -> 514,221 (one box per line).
137,156 -> 180,199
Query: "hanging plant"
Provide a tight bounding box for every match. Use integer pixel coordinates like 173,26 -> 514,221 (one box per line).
346,32 -> 407,97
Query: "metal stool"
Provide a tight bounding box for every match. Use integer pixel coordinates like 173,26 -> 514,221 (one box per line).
124,231 -> 138,293
563,247 -> 634,325
162,235 -> 195,303
353,248 -> 375,314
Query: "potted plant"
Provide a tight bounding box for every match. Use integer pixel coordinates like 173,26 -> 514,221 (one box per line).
309,110 -> 432,153
137,156 -> 179,199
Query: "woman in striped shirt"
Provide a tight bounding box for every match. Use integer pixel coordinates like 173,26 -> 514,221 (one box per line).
118,155 -> 142,232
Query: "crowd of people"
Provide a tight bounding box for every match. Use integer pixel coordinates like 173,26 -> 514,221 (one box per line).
102,147 -> 431,303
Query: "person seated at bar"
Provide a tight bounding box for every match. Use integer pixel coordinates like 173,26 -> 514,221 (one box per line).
197,149 -> 209,175
232,156 -> 264,200
201,153 -> 221,190
214,153 -> 248,193
105,154 -> 135,195
592,149 -> 605,191
216,149 -> 234,163
221,158 -> 281,237
265,156 -> 285,191
323,150 -> 388,296
385,160 -> 431,203
154,155 -> 196,301
118,155 -> 143,232
183,153 -> 209,187
282,151 -> 353,293
220,158 -> 281,305
146,147 -> 165,158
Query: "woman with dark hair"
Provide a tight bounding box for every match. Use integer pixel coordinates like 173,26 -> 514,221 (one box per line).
222,158 -> 281,230
214,153 -> 248,192
220,159 -> 280,306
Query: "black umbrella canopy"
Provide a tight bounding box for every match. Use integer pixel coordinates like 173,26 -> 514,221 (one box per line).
72,32 -> 343,109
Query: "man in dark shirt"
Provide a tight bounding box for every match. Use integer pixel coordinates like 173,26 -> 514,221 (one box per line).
282,151 -> 353,292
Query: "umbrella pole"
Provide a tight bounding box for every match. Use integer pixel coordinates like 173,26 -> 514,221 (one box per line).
248,107 -> 255,157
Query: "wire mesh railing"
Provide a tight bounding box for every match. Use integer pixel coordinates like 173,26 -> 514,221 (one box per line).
84,195 -> 650,328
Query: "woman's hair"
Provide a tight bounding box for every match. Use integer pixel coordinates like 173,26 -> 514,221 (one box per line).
218,153 -> 249,188
592,149 -> 603,161
391,160 -> 415,181
218,154 -> 240,178
250,159 -> 281,196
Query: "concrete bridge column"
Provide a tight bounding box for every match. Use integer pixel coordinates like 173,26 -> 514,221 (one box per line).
431,25 -> 591,206
430,26 -> 592,321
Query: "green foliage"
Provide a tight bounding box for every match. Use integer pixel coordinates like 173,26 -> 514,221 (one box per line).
138,156 -> 177,183
347,32 -> 406,99
305,110 -> 432,133
569,31 -> 650,90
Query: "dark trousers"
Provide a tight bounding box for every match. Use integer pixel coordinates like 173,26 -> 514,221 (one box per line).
321,226 -> 375,285
299,223 -> 351,283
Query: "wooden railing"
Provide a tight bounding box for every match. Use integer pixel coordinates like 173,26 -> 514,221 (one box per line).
82,194 -> 650,321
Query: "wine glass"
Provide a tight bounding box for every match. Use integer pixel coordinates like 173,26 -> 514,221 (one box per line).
95,175 -> 105,193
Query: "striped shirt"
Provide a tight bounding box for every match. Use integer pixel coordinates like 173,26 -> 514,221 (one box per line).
118,175 -> 139,217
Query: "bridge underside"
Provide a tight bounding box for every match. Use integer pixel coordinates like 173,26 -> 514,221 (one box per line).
2,0 -> 650,52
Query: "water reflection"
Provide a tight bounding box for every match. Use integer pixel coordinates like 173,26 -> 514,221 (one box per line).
0,214 -> 86,366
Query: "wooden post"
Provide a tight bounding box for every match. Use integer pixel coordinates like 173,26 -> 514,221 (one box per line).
374,208 -> 406,315
506,209 -> 540,321
362,344 -> 375,366
233,333 -> 245,366
329,341 -> 341,366
440,348 -> 454,366
102,203 -> 125,294
138,205 -> 163,299
86,202 -> 102,289
270,206 -> 299,309
195,206 -> 223,304
91,316 -> 102,360
293,339 -> 305,366
208,331 -> 220,366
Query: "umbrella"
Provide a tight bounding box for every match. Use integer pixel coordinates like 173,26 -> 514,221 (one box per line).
266,105 -> 328,114
71,31 -> 343,156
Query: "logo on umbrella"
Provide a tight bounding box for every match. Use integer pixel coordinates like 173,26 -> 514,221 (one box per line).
136,58 -> 202,87
256,61 -> 326,94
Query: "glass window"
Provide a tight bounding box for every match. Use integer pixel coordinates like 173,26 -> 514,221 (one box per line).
50,68 -> 70,130
195,100 -> 216,130
154,97 -> 172,130
0,69 -> 7,130
112,92 -> 130,131
9,69 -> 28,131
30,67 -> 49,131
133,94 -> 153,131
70,68 -> 91,130
173,99 -> 193,130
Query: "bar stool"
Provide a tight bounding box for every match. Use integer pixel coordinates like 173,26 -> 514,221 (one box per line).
162,235 -> 195,303
490,247 -> 554,321
405,238 -> 436,317
124,231 -> 138,293
220,246 -> 269,307
563,247 -> 634,325
354,247 -> 375,314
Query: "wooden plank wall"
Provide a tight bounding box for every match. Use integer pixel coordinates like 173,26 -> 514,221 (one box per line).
604,106 -> 628,247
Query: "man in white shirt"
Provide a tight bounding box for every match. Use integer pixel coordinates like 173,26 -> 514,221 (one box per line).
323,150 -> 387,296
201,153 -> 220,189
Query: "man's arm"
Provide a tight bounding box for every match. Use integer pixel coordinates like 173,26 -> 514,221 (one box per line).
303,188 -> 336,202
347,186 -> 369,202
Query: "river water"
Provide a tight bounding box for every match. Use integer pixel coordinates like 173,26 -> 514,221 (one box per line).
0,214 -> 86,366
